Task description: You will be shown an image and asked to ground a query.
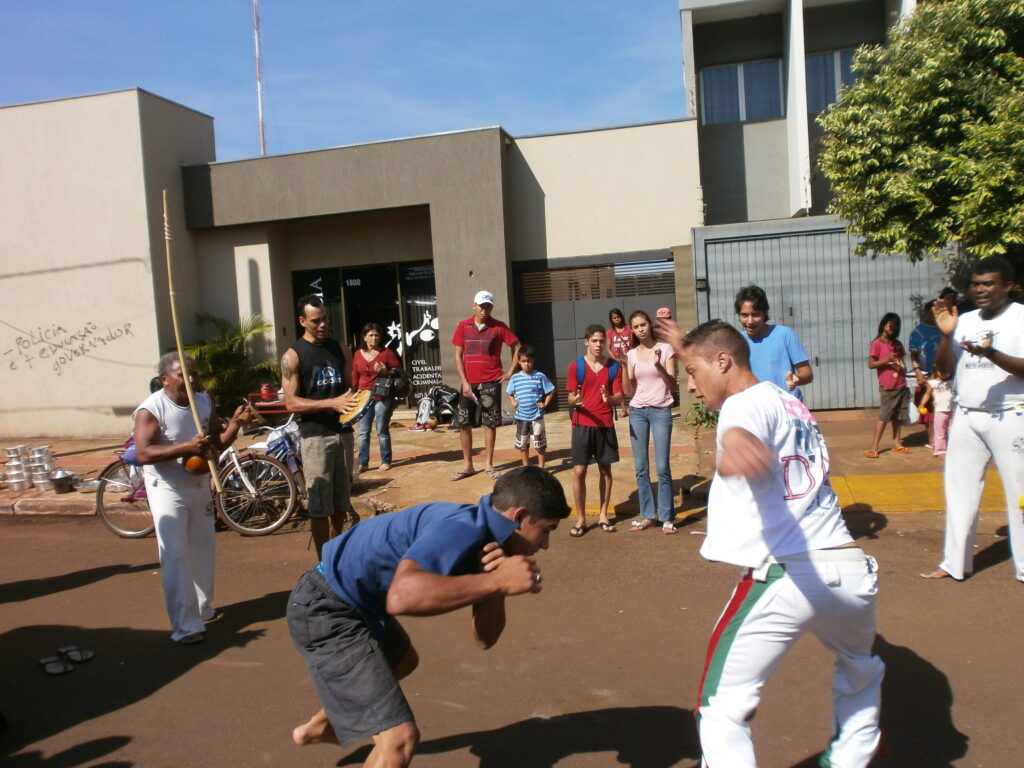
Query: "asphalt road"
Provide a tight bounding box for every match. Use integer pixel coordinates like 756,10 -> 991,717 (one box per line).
2,506 -> 1022,767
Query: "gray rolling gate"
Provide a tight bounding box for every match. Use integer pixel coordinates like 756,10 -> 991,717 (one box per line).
515,258 -> 675,409
693,218 -> 947,410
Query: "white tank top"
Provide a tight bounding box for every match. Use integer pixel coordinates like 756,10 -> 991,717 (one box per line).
133,390 -> 212,487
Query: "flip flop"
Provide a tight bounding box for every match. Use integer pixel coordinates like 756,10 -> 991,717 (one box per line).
450,470 -> 477,482
892,445 -> 911,454
629,519 -> 656,532
58,645 -> 94,663
39,655 -> 74,675
598,522 -> 617,533
863,450 -> 879,459
569,525 -> 587,538
484,467 -> 501,480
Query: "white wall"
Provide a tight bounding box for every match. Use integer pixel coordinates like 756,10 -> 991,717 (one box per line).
506,120 -> 703,262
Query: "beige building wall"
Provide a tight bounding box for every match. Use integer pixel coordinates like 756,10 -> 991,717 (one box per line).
505,120 -> 703,262
0,90 -> 214,437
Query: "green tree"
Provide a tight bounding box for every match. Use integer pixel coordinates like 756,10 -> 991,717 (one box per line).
818,0 -> 1024,265
186,313 -> 279,409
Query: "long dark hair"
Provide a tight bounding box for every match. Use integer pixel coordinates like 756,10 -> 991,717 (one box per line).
876,312 -> 901,339
629,310 -> 654,347
608,307 -> 625,328
359,322 -> 384,351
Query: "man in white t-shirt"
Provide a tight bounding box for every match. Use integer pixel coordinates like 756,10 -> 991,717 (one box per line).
921,257 -> 1024,582
660,318 -> 884,768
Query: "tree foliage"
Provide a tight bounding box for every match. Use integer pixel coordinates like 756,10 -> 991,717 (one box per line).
186,313 -> 279,409
818,0 -> 1024,263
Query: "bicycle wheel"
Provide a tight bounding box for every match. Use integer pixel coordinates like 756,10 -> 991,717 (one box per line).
95,460 -> 155,538
215,454 -> 297,535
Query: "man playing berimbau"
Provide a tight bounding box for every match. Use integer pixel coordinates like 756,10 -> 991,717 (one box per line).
287,465 -> 569,766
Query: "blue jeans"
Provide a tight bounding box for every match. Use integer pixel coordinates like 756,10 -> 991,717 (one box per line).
357,396 -> 396,467
628,406 -> 674,522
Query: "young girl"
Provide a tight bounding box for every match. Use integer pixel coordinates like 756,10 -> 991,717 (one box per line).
865,312 -> 909,458
351,322 -> 402,473
622,310 -> 678,533
919,369 -> 953,457
606,307 -> 634,364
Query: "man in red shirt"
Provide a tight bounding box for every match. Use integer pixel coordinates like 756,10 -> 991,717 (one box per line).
566,325 -> 624,536
451,290 -> 521,481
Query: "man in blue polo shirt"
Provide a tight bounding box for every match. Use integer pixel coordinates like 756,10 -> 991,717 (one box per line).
287,465 -> 570,766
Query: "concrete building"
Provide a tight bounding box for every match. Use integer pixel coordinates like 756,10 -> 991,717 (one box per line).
0,90 -> 701,436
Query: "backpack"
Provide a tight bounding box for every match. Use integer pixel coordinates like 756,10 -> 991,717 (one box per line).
574,357 -> 620,390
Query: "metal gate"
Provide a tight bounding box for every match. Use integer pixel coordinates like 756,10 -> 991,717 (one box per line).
516,259 -> 675,408
694,218 -> 947,409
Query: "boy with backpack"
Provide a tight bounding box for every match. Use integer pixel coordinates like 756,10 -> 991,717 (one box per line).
566,324 -> 624,537
506,345 -> 556,469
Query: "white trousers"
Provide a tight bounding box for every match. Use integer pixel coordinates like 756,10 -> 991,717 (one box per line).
145,477 -> 216,641
699,554 -> 884,768
940,407 -> 1024,580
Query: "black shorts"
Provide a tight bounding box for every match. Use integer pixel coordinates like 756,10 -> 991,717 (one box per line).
571,424 -> 619,466
287,568 -> 413,746
453,380 -> 502,429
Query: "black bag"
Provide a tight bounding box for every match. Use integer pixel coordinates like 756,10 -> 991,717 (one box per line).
373,367 -> 410,398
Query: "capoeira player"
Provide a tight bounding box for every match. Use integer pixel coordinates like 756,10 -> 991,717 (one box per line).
921,256 -> 1024,582
660,318 -> 884,768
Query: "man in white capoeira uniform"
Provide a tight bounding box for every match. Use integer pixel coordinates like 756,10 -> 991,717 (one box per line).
921,256 -> 1024,582
660,318 -> 884,768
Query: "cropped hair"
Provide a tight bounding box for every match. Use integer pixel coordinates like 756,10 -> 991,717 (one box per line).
733,285 -> 771,322
584,324 -> 605,339
517,344 -> 536,359
876,312 -> 901,339
972,256 -> 1015,283
296,294 -> 326,319
681,320 -> 750,368
491,465 -> 571,521
157,351 -> 195,377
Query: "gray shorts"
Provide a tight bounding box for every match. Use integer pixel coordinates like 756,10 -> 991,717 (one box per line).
514,418 -> 547,450
287,567 -> 413,746
878,386 -> 909,422
454,380 -> 503,429
300,433 -> 351,518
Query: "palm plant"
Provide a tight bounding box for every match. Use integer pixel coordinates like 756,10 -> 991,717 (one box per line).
186,313 -> 279,409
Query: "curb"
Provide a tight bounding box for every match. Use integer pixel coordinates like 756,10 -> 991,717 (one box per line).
11,497 -> 97,516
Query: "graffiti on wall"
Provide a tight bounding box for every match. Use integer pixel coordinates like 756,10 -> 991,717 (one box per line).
2,320 -> 135,377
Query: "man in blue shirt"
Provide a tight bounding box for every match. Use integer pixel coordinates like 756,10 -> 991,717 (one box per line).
288,465 -> 570,766
734,285 -> 813,400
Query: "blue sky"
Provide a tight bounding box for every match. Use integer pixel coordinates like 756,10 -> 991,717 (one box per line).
1,1 -> 686,162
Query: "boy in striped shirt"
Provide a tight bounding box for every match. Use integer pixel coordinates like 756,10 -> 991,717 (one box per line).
506,346 -> 555,469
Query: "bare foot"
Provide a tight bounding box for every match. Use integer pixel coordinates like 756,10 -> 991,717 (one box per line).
292,711 -> 338,746
919,568 -> 952,580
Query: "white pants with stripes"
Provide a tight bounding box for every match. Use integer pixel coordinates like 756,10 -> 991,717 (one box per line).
699,553 -> 884,768
939,407 -> 1024,581
145,477 -> 216,641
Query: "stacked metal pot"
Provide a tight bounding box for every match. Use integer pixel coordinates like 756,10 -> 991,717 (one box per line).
3,445 -> 58,491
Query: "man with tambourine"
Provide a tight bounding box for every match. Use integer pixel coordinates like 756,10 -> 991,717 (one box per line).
281,295 -> 361,560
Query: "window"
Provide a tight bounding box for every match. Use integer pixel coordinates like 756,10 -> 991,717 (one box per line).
806,49 -> 856,113
700,59 -> 783,125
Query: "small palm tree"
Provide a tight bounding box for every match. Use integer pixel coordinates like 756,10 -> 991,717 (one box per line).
187,313 -> 279,409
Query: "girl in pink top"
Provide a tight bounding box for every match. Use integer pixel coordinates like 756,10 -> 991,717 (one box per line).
606,307 -> 635,364
865,312 -> 910,458
622,310 -> 679,533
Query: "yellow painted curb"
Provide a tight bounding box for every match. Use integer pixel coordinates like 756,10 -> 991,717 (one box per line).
835,471 -> 1006,514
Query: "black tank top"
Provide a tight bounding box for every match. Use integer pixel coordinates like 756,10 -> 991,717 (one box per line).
291,337 -> 350,436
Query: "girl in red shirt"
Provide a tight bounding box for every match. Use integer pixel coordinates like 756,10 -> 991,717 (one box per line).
352,323 -> 402,472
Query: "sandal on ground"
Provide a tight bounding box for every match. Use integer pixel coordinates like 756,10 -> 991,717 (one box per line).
892,445 -> 911,454
598,521 -> 617,533
569,524 -> 587,538
484,467 -> 501,480
450,470 -> 477,482
662,522 -> 678,535
629,519 -> 656,532
172,632 -> 205,645
58,645 -> 95,663
39,655 -> 74,675
863,450 -> 879,459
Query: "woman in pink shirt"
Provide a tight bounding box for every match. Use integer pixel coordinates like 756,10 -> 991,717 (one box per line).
622,310 -> 679,533
865,312 -> 910,458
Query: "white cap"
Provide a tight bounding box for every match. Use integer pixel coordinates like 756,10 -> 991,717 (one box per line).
473,290 -> 495,306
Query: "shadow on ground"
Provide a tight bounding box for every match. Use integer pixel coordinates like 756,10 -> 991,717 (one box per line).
842,505 -> 888,540
339,705 -> 698,768
0,563 -> 159,605
0,590 -> 290,763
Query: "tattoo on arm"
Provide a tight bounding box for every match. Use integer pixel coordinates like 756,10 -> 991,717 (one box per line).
281,354 -> 294,380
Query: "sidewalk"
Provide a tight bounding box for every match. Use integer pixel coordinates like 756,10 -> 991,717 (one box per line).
0,408 -> 1006,520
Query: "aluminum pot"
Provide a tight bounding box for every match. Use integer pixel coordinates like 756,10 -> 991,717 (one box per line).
33,479 -> 54,490
6,471 -> 29,482
8,479 -> 33,491
5,460 -> 26,472
6,445 -> 28,458
30,446 -> 52,457
51,470 -> 75,494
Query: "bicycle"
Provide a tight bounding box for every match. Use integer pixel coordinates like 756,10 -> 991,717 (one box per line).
96,417 -> 305,538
